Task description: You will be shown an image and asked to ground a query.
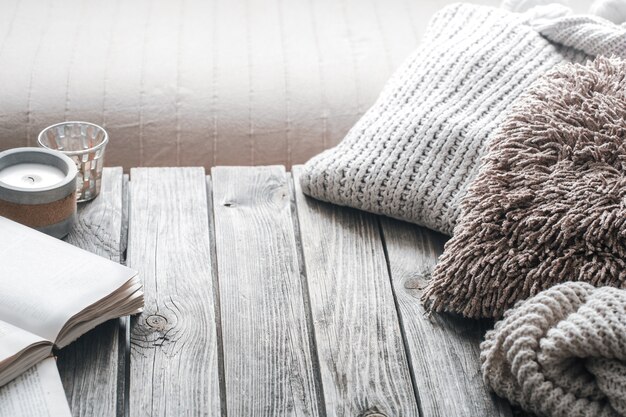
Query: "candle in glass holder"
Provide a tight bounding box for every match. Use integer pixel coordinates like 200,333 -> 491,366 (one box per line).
38,121 -> 109,202
0,148 -> 78,238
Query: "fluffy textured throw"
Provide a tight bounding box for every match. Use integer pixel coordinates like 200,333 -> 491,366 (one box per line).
481,282 -> 626,417
299,2 -> 626,235
423,57 -> 626,318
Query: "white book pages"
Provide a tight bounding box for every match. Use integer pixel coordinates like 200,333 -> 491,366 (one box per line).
0,216 -> 137,342
0,320 -> 52,386
0,320 -> 48,361
0,357 -> 71,417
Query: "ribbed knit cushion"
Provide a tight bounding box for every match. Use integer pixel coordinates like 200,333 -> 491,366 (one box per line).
299,3 -> 626,235
423,57 -> 626,318
481,282 -> 626,417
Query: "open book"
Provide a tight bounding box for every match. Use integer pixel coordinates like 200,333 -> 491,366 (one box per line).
0,216 -> 143,387
0,358 -> 71,417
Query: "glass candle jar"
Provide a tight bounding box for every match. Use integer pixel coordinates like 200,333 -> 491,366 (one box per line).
38,121 -> 109,202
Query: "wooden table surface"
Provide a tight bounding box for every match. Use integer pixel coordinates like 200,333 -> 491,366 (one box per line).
55,166 -> 512,417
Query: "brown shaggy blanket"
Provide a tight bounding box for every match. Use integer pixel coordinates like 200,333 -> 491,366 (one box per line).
423,56 -> 626,319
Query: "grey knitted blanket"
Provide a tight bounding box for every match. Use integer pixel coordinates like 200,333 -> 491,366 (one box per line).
481,282 -> 626,417
300,3 -> 626,235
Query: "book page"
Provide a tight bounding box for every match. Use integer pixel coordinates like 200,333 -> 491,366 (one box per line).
0,357 -> 71,417
0,320 -> 47,362
0,216 -> 137,342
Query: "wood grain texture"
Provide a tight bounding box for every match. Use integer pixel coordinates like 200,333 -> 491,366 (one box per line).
211,166 -> 321,417
127,168 -> 221,417
57,167 -> 125,417
291,166 -> 419,417
379,217 -> 513,417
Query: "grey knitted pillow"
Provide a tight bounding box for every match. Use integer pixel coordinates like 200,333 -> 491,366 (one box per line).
299,3 -> 626,235
424,57 -> 626,319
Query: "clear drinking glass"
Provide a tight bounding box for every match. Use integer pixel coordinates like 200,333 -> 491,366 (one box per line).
38,121 -> 109,202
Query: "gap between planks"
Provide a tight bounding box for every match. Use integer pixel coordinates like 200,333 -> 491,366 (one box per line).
205,176 -> 228,417
120,173 -> 130,417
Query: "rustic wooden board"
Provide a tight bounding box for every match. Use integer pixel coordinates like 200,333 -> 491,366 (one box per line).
57,167 -> 125,417
379,217 -> 513,417
127,168 -> 221,417
211,166 -> 321,417
291,166 -> 419,417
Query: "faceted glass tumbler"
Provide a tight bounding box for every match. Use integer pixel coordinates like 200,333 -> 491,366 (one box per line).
38,122 -> 109,202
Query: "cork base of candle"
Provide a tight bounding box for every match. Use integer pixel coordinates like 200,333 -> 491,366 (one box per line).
0,191 -> 77,237
36,214 -> 77,239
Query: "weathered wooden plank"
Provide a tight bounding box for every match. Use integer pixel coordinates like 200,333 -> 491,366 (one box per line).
57,167 -> 125,417
291,166 -> 419,417
127,168 -> 221,417
379,217 -> 513,417
211,166 -> 321,417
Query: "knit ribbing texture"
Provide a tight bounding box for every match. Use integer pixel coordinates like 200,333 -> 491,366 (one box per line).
423,57 -> 626,318
481,282 -> 626,417
299,3 -> 625,235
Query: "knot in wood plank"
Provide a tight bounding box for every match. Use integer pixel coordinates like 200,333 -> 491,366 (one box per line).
403,278 -> 422,290
146,314 -> 168,331
404,270 -> 432,291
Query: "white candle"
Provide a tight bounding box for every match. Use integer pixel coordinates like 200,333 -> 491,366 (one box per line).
0,148 -> 78,239
0,163 -> 67,189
